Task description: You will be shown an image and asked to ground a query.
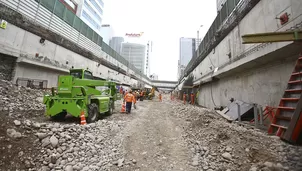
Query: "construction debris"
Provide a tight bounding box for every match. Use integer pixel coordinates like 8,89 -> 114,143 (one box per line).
0,80 -> 302,171
170,103 -> 302,171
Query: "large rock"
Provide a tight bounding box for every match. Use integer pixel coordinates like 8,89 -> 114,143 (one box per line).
222,152 -> 232,160
36,133 -> 48,140
65,165 -> 73,171
13,120 -> 21,126
6,128 -> 22,139
50,135 -> 59,147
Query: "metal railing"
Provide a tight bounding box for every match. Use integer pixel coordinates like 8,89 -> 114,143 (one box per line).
183,0 -> 258,80
16,78 -> 48,89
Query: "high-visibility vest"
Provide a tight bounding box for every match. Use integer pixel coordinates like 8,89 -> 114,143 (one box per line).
133,93 -> 137,103
125,93 -> 134,102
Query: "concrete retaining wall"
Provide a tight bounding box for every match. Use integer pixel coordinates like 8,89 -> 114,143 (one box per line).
190,0 -> 302,109
197,56 -> 296,109
0,22 -> 138,87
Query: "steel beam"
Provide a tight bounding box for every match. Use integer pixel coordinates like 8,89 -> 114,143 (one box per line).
242,31 -> 302,44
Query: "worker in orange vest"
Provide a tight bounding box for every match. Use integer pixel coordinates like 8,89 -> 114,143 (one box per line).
190,92 -> 195,105
159,93 -> 162,102
183,92 -> 187,105
132,91 -> 137,109
139,91 -> 143,101
124,90 -> 135,114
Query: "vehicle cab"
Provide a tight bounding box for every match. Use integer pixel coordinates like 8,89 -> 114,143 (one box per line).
70,69 -> 94,79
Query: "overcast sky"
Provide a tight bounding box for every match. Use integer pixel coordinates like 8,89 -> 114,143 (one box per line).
102,0 -> 217,81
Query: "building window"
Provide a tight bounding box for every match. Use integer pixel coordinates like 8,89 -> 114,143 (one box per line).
60,0 -> 78,14
89,0 -> 103,15
84,0 -> 102,22
82,10 -> 100,30
96,0 -> 104,7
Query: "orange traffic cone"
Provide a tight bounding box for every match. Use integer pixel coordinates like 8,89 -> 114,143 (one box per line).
120,102 -> 126,113
80,110 -> 86,125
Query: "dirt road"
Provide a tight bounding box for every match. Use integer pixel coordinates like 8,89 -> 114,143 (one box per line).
116,100 -> 193,171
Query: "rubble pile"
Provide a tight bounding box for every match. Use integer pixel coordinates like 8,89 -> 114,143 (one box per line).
32,120 -> 126,171
2,118 -> 126,171
0,79 -> 45,116
0,80 -> 127,171
171,103 -> 302,171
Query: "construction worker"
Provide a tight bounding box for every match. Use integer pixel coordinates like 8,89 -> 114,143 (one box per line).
124,90 -> 135,114
136,91 -> 140,101
140,91 -> 144,101
132,91 -> 137,109
190,92 -> 195,105
196,90 -> 199,105
159,93 -> 162,102
119,86 -> 123,94
183,92 -> 187,105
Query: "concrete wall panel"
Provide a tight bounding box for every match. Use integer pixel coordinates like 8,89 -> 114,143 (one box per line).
14,63 -> 66,87
197,59 -> 296,109
0,22 -> 25,53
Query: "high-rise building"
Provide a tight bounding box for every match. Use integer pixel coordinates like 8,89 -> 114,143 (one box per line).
76,0 -> 104,35
145,41 -> 152,77
178,37 -> 196,79
109,37 -> 124,53
216,0 -> 227,12
121,43 -> 146,74
100,24 -> 115,44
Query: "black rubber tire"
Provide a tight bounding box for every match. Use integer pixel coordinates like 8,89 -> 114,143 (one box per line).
51,112 -> 67,121
105,100 -> 114,115
87,103 -> 98,123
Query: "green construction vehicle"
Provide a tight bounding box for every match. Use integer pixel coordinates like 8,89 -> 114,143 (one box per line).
43,69 -> 117,123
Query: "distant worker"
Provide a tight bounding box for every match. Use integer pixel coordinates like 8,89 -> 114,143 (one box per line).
183,92 -> 187,105
132,91 -> 137,109
119,87 -> 123,94
124,90 -> 135,114
196,90 -> 199,105
140,91 -> 144,101
159,93 -> 162,102
190,92 -> 195,105
136,91 -> 140,101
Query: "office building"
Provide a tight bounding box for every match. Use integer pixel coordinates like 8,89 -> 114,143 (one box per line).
76,0 -> 104,35
100,24 -> 115,44
216,0 -> 227,12
109,37 -> 124,54
178,37 -> 196,79
145,41 -> 152,77
121,43 -> 146,74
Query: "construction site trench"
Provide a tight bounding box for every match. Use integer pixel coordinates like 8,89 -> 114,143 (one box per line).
1,79 -> 302,171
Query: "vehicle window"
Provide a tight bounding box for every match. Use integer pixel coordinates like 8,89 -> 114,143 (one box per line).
84,71 -> 93,79
70,71 -> 82,79
96,86 -> 109,95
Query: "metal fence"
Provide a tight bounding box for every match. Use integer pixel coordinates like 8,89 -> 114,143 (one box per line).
184,0 -> 243,78
16,78 -> 48,89
0,0 -> 150,80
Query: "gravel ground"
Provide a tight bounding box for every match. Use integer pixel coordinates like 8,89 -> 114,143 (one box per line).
1,80 -> 302,171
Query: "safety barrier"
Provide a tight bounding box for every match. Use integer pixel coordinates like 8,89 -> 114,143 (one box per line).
16,78 -> 48,89
183,0 -> 259,79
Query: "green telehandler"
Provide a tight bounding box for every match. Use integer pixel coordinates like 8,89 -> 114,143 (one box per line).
43,69 -> 118,123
